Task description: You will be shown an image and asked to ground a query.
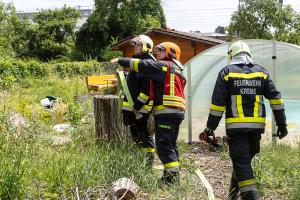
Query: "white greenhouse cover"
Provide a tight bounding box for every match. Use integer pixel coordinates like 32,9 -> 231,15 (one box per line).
181,39 -> 300,144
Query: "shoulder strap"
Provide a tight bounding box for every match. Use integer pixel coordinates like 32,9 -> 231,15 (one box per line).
172,59 -> 184,71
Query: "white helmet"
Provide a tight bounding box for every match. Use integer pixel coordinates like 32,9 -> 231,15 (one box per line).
130,34 -> 153,53
227,40 -> 251,61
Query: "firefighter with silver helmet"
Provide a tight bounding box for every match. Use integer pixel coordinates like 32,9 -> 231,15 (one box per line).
201,40 -> 287,200
120,34 -> 156,166
112,42 -> 186,185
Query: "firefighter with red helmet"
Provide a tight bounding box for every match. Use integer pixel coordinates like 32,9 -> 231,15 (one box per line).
202,40 -> 287,200
121,34 -> 156,166
112,42 -> 186,185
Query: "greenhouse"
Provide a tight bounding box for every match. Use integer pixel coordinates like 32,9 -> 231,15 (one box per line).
181,39 -> 300,145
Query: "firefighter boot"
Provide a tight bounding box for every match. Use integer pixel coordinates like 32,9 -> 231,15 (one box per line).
160,170 -> 179,186
240,190 -> 261,200
228,172 -> 239,200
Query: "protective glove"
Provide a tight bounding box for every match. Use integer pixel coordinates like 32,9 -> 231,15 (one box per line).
199,128 -> 223,150
277,124 -> 288,139
122,111 -> 135,126
199,128 -> 213,140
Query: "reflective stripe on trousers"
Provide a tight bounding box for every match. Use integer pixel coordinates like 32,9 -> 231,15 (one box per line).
154,108 -> 184,115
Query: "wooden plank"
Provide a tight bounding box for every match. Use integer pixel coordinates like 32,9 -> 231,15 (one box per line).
195,168 -> 215,200
86,75 -> 116,86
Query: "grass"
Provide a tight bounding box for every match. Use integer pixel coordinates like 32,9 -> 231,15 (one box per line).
0,116 -> 206,199
253,143 -> 300,200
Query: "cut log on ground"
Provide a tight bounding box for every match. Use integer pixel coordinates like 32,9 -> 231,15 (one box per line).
110,178 -> 139,200
93,95 -> 129,143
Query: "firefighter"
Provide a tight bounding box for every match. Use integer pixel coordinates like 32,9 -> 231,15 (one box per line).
121,34 -> 156,166
202,40 -> 287,200
112,42 -> 186,185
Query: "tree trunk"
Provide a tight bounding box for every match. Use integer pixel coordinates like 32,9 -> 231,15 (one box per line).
93,95 -> 129,143
110,178 -> 139,200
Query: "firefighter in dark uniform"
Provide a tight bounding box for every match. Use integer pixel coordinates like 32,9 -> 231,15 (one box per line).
121,35 -> 156,166
112,42 -> 186,185
202,40 -> 288,200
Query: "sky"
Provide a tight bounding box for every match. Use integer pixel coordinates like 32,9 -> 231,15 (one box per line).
3,0 -> 300,33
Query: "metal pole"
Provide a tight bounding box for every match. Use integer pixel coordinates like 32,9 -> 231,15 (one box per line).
187,62 -> 193,143
237,0 -> 241,38
272,41 -> 277,146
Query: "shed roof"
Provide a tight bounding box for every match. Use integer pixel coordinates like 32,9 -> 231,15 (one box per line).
111,28 -> 224,50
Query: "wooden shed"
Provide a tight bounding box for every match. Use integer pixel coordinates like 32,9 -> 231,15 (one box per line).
111,28 -> 225,64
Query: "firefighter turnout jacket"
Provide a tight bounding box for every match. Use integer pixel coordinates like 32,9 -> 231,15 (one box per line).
207,63 -> 286,134
122,53 -> 155,114
118,58 -> 186,119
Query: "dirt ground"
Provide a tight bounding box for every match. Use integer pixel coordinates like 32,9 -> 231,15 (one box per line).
184,143 -> 232,200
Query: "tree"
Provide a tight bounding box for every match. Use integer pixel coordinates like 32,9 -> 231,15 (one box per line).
215,26 -> 225,34
28,7 -> 80,60
10,14 -> 33,57
227,0 -> 300,45
75,0 -> 166,60
0,2 -> 27,57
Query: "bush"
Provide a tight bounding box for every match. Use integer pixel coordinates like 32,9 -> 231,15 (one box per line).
0,58 -> 116,89
100,47 -> 122,62
52,61 -> 102,78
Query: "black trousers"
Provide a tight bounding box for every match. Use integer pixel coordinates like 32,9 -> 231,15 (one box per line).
155,116 -> 182,165
228,132 -> 261,183
130,113 -> 155,149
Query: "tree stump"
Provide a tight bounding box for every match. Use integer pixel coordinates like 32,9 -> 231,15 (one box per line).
110,178 -> 139,200
93,95 -> 129,142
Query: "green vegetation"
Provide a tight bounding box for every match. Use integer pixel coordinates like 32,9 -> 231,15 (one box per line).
27,7 -> 80,60
254,144 -> 300,200
0,58 -> 118,90
74,0 -> 166,60
227,0 -> 300,44
0,3 -> 81,60
0,0 -> 165,61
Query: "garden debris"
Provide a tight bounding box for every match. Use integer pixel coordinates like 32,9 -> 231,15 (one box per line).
9,112 -> 29,129
109,178 -> 139,200
40,96 -> 57,109
52,135 -> 71,145
53,124 -> 73,132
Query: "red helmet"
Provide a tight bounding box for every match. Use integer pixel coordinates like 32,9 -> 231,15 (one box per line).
155,42 -> 181,60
